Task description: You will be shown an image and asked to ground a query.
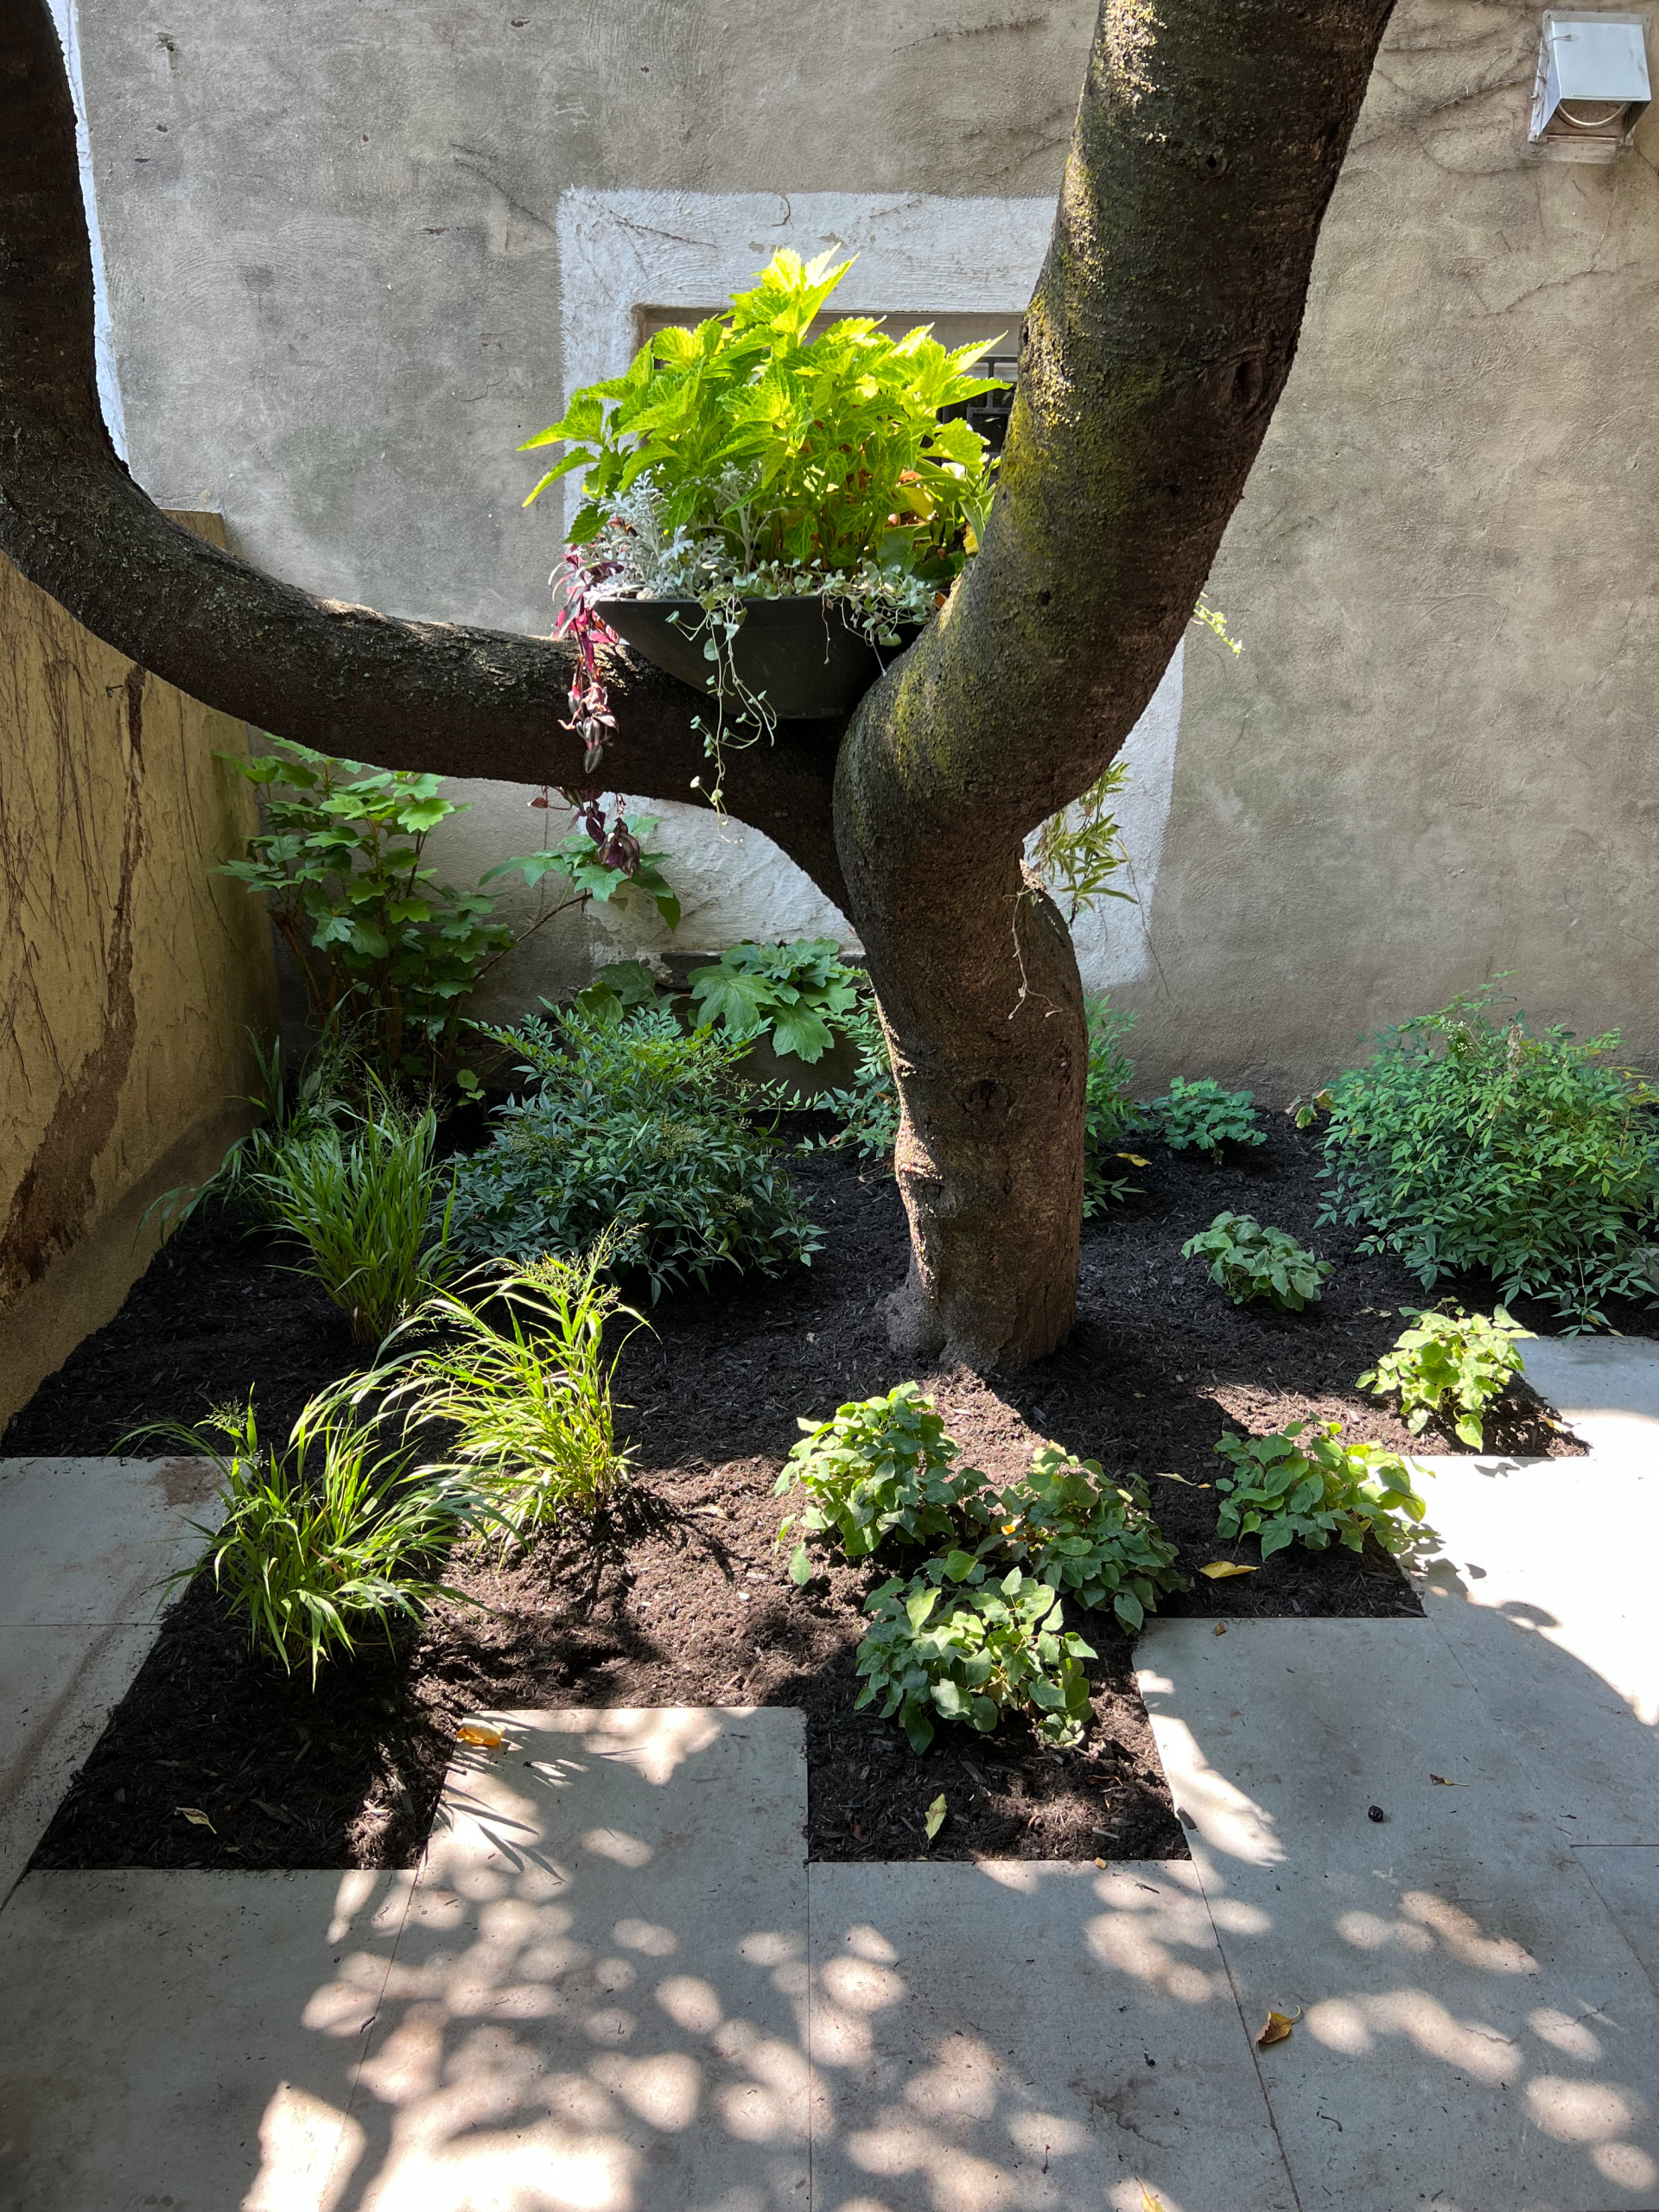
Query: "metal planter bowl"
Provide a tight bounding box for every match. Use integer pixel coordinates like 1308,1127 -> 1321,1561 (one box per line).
597,596 -> 924,721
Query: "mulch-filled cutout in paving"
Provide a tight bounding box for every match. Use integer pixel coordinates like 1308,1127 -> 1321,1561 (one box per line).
10,1116 -> 1582,1874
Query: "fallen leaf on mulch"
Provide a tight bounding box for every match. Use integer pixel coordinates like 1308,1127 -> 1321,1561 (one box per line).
1153,1471 -> 1210,1487
176,1806 -> 215,1832
1256,2006 -> 1301,2047
1117,1154 -> 1151,1168
1198,1560 -> 1258,1580
456,1723 -> 504,1749
925,1793 -> 947,1841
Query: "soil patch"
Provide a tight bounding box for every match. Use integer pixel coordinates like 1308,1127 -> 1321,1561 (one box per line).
11,1117 -> 1581,1873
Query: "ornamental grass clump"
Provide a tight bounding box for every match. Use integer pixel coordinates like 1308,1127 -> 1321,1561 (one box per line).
141,1384 -> 480,1683
388,1242 -> 641,1543
1357,1305 -> 1531,1451
252,1089 -> 456,1344
1319,987 -> 1659,1330
1212,1420 -> 1428,1559
445,1007 -> 820,1297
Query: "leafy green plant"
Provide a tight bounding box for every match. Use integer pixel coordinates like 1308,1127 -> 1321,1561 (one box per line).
1319,986 -> 1659,1330
251,1090 -> 456,1344
445,1007 -> 819,1296
1140,1076 -> 1265,1160
1357,1305 -> 1531,1450
219,740 -> 677,1087
571,958 -> 662,1025
1031,761 -> 1135,924
856,1561 -> 1096,1754
1083,995 -> 1141,1217
388,1241 -> 642,1541
994,1446 -> 1186,1630
1212,1421 -> 1428,1558
776,1382 -> 990,1578
1181,1211 -> 1332,1312
813,999 -> 902,1160
140,1383 -> 480,1682
524,249 -> 1003,598
689,938 -> 862,1065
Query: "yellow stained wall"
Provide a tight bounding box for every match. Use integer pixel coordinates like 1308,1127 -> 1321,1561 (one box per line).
0,512 -> 276,1433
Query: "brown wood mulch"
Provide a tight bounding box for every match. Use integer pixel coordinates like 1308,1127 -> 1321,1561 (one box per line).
8,1115 -> 1584,1874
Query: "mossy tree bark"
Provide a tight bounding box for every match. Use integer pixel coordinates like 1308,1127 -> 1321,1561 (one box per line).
1,0 -> 1393,1367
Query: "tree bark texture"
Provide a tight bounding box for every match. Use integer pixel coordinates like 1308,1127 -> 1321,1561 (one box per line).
1,0 -> 1393,1367
837,0 -> 1395,1362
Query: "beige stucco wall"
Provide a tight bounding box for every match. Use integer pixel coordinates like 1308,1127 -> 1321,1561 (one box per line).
69,0 -> 1659,1093
1118,2 -> 1659,1093
0,512 -> 276,1433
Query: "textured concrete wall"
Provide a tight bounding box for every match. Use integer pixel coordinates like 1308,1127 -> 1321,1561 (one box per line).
0,514 -> 276,1433
72,0 -> 1659,1089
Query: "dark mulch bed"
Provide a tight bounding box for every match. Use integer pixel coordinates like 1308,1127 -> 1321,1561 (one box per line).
9,1116 -> 1583,1875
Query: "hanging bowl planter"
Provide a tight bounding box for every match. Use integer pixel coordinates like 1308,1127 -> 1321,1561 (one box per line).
597,596 -> 925,722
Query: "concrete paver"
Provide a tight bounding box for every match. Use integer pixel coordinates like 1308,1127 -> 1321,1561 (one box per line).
0,1455 -> 218,1903
1141,1614 -> 1659,2210
348,1706 -> 812,2211
808,1859 -> 1295,2212
0,1868 -> 411,2212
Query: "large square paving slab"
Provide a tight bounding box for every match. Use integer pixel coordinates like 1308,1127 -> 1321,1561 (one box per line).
1141,1617 -> 1659,2211
807,1858 -> 1294,2212
0,1454 -> 218,1902
0,1867 -> 411,2210
351,1706 -> 813,2210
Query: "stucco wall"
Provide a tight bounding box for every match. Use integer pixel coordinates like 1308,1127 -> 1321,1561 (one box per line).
0,514 -> 276,1433
70,0 -> 1659,1088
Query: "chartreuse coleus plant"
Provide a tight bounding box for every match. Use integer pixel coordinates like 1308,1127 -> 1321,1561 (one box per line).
778,1386 -> 1184,1752
1357,1305 -> 1531,1451
1212,1420 -> 1428,1558
522,250 -> 1006,803
1182,1212 -> 1333,1313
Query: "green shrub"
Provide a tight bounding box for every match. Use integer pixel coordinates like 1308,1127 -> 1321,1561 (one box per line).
687,938 -> 862,1065
1084,995 -> 1140,1216
777,1382 -> 989,1577
219,741 -> 677,1089
143,1385 -> 480,1682
855,1561 -> 1097,1754
1213,1421 -> 1428,1558
390,1243 -> 642,1541
1182,1211 -> 1332,1312
1140,1076 -> 1265,1160
1357,1304 -> 1530,1451
445,1007 -> 819,1296
252,1090 -> 456,1344
995,1445 -> 1186,1630
1319,988 -> 1659,1330
814,999 -> 902,1160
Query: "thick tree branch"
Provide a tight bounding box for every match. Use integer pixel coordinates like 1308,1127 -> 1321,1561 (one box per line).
841,0 -> 1396,873
0,0 -> 849,907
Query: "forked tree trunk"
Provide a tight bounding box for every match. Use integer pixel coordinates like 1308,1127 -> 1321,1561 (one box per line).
849,846 -> 1087,1367
0,0 -> 1397,1372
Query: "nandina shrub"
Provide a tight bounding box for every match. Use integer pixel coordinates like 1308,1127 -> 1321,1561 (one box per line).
1319,988 -> 1659,1329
